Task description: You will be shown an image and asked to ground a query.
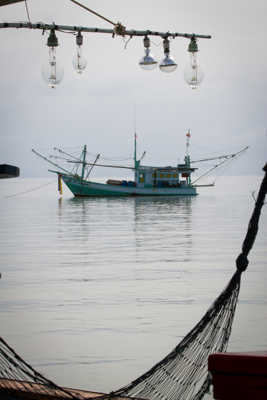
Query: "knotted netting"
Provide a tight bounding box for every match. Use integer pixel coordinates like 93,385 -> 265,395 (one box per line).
0,164 -> 266,400
113,271 -> 241,400
0,335 -> 83,399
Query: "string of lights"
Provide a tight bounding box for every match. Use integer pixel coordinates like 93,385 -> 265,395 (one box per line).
0,21 -> 211,89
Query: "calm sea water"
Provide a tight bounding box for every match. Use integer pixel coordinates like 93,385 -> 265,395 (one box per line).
0,175 -> 266,394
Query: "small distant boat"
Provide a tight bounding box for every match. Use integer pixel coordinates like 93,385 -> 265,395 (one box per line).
32,131 -> 248,197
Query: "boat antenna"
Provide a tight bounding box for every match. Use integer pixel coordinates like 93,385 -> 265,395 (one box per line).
185,129 -> 191,166
186,129 -> 190,156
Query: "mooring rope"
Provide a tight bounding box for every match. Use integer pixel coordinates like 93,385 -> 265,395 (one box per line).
4,179 -> 55,199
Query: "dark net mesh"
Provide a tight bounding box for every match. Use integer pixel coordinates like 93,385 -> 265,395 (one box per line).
113,271 -> 241,400
0,164 -> 266,400
0,336 -> 83,399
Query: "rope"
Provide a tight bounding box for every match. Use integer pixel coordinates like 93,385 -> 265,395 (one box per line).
4,180 -> 55,199
236,163 -> 267,272
70,0 -> 126,35
24,0 -> 32,27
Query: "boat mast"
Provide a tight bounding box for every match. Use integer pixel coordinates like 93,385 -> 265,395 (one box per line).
134,132 -> 138,183
81,145 -> 87,180
134,133 -> 137,167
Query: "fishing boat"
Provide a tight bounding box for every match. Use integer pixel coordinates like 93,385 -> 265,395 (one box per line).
32,132 -> 248,197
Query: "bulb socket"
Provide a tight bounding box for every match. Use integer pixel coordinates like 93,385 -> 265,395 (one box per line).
162,38 -> 170,55
188,37 -> 198,53
143,36 -> 150,49
76,31 -> 83,46
47,29 -> 58,47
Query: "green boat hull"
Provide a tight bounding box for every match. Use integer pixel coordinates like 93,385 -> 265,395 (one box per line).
62,175 -> 197,197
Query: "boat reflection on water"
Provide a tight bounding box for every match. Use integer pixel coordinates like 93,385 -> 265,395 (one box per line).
57,195 -> 194,267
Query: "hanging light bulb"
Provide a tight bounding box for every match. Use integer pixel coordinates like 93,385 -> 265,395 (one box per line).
42,29 -> 64,88
73,31 -> 87,74
184,36 -> 204,89
159,37 -> 177,73
139,36 -> 157,71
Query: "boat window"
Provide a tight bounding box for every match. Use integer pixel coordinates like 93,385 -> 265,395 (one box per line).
139,172 -> 145,183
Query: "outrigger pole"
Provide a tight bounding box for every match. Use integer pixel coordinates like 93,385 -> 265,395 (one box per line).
32,149 -> 72,175
68,160 -> 135,170
191,146 -> 249,185
191,147 -> 249,164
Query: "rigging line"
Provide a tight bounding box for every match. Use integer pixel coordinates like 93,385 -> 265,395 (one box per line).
53,147 -> 81,161
70,0 -> 116,27
100,156 -> 132,161
49,155 -> 70,161
191,159 -> 232,185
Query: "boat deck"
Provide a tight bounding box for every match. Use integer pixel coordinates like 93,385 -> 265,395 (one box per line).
0,379 -> 132,400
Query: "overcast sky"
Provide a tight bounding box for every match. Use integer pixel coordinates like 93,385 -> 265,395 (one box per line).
0,0 -> 266,178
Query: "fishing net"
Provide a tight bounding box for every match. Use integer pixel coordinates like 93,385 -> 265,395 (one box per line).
0,164 -> 266,400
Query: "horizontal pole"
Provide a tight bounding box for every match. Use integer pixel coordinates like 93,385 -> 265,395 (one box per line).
0,21 -> 212,39
68,160 -> 135,170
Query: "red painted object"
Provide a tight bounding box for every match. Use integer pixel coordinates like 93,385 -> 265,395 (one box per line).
208,351 -> 267,400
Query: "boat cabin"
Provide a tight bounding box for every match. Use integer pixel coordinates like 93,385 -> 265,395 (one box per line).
135,162 -> 197,189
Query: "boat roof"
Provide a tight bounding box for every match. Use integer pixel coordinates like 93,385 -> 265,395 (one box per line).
139,164 -> 197,172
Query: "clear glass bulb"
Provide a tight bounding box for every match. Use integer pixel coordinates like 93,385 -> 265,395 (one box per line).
42,47 -> 64,88
73,45 -> 87,74
139,48 -> 157,71
159,54 -> 177,73
184,52 -> 204,89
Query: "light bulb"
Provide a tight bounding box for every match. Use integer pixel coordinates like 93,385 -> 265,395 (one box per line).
159,55 -> 177,73
73,32 -> 87,74
42,47 -> 64,88
139,37 -> 157,71
159,37 -> 177,73
139,48 -> 157,70
184,52 -> 204,89
42,29 -> 64,88
73,46 -> 87,74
